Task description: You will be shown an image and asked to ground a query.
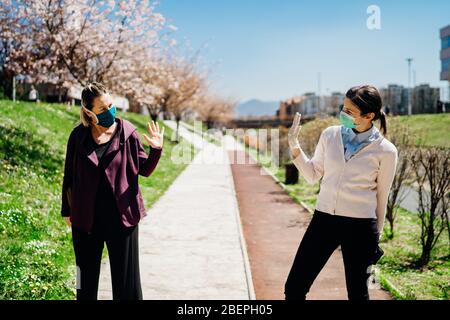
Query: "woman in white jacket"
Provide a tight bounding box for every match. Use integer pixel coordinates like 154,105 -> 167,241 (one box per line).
284,85 -> 398,300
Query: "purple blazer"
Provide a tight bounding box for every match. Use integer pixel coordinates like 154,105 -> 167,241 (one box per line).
61,117 -> 162,233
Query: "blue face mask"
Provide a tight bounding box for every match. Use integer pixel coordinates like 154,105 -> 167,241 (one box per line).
96,104 -> 117,128
339,110 -> 357,129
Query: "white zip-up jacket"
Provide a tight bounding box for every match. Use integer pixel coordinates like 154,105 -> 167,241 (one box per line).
292,125 -> 398,233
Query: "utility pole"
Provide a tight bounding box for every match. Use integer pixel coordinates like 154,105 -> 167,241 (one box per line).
448,71 -> 450,103
317,72 -> 321,113
446,72 -> 450,113
406,58 -> 413,116
12,75 -> 16,102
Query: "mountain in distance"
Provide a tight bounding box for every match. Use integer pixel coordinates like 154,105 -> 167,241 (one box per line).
235,99 -> 279,118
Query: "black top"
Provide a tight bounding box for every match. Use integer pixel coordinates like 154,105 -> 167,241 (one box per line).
88,126 -> 118,161
87,126 -> 124,236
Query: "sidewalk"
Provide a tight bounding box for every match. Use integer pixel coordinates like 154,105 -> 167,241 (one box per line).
97,121 -> 253,299
228,148 -> 392,300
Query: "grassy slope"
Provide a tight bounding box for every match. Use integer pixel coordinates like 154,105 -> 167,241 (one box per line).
389,113 -> 450,148
0,100 -> 195,299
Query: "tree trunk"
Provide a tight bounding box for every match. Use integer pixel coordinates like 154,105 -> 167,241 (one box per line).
419,241 -> 432,267
176,118 -> 180,143
388,219 -> 395,239
419,224 -> 434,267
0,71 -> 13,99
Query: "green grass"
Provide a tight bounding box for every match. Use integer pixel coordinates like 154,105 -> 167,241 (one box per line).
376,207 -> 449,300
0,99 -> 196,299
247,143 -> 449,300
389,113 -> 450,148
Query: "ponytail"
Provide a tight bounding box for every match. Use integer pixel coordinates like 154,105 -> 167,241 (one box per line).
378,110 -> 387,136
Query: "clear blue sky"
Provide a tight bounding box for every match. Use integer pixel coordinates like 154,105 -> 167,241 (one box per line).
158,0 -> 450,102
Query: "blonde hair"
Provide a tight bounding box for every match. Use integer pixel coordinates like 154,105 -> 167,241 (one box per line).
79,82 -> 108,127
80,107 -> 93,127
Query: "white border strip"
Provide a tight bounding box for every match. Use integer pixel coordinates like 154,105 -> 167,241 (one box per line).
225,154 -> 257,300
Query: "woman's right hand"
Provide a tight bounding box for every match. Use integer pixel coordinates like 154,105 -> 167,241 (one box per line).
63,217 -> 71,227
288,112 -> 302,156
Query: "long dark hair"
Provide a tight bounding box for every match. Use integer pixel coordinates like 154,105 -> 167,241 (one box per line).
345,85 -> 387,135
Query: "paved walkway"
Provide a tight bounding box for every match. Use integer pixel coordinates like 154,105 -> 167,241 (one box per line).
98,121 -> 253,299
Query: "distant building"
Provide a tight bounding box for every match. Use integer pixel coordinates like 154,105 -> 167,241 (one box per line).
322,92 -> 344,116
278,93 -> 320,120
381,84 -> 408,115
440,24 -> 450,81
301,92 -> 319,115
381,83 -> 440,115
412,84 -> 440,114
278,96 -> 304,121
278,91 -> 344,120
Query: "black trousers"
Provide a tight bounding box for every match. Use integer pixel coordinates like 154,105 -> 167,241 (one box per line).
71,223 -> 143,300
284,209 -> 380,300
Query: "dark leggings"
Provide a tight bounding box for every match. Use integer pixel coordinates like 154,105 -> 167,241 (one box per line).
72,224 -> 142,300
284,210 -> 379,300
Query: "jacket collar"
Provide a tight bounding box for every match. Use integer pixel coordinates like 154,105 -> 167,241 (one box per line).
342,123 -> 380,144
338,124 -> 384,163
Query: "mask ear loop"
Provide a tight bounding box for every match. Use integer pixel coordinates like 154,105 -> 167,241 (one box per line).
82,103 -> 99,125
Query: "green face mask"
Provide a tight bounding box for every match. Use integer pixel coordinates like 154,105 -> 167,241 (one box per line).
339,110 -> 357,129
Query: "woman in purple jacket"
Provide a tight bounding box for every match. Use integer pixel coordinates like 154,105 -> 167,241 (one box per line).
61,82 -> 164,300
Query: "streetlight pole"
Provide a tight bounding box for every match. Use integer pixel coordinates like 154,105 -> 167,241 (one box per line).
447,71 -> 450,113
406,58 -> 413,116
317,72 -> 321,114
448,70 -> 450,103
12,75 -> 16,102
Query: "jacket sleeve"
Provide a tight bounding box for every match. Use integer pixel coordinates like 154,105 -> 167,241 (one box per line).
291,128 -> 327,185
133,130 -> 163,177
375,148 -> 398,233
61,130 -> 76,217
